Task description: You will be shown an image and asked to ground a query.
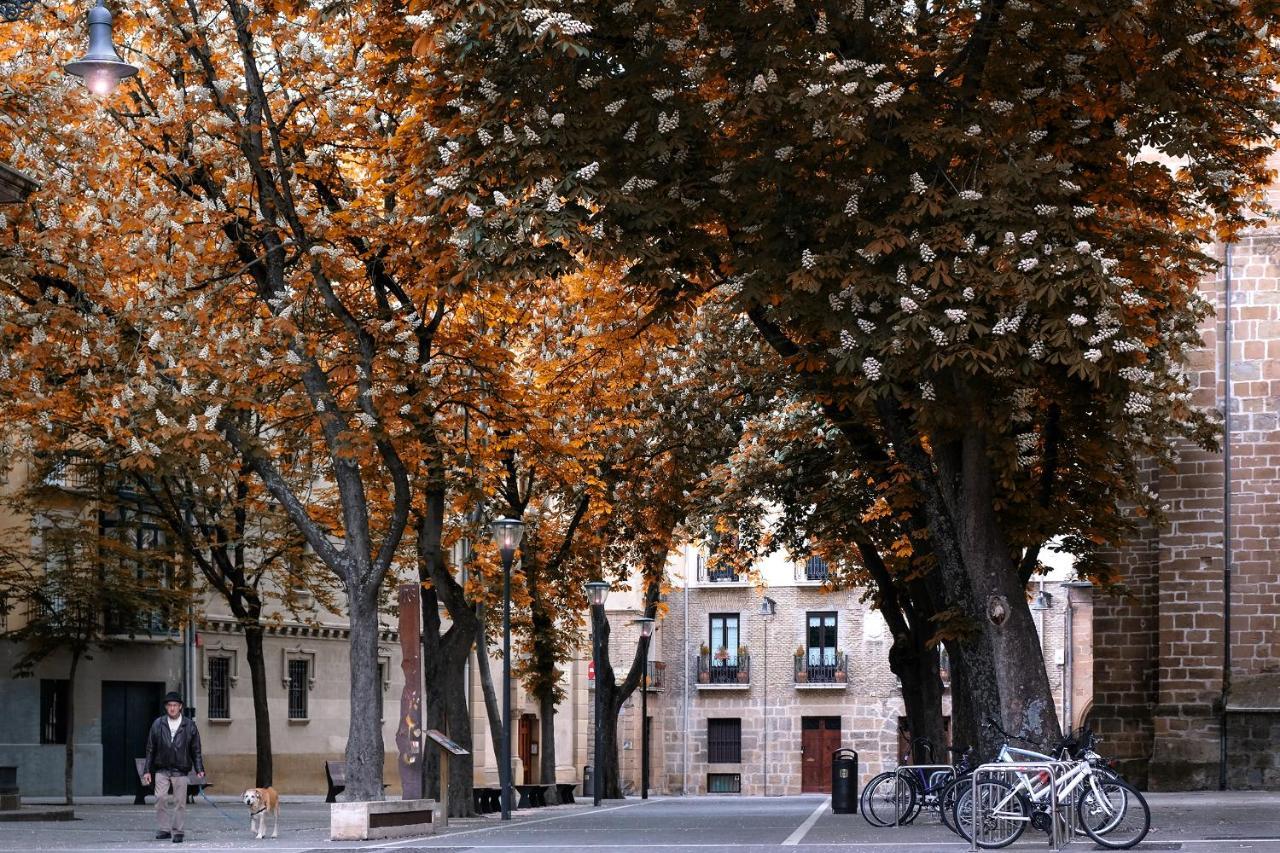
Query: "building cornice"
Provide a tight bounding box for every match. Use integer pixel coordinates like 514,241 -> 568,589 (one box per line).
199,615 -> 399,643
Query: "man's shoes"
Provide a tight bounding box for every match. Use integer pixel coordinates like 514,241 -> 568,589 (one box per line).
172,834 -> 184,843
155,832 -> 171,840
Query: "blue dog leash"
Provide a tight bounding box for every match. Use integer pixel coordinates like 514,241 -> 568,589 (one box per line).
195,784 -> 240,825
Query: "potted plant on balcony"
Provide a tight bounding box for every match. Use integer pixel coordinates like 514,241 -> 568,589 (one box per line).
698,643 -> 710,683
835,651 -> 847,683
714,645 -> 730,662
794,647 -> 807,683
736,645 -> 750,683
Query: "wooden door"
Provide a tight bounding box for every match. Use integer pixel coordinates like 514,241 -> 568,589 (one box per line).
101,681 -> 164,795
801,716 -> 841,793
518,714 -> 536,784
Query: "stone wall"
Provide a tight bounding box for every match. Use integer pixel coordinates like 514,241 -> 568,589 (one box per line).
1092,225 -> 1280,790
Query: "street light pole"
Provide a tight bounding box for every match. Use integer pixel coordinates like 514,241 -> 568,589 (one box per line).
586,581 -> 609,807
490,518 -> 525,822
632,616 -> 655,800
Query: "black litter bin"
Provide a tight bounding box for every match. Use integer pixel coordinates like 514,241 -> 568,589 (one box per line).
583,764 -> 594,798
831,748 -> 858,814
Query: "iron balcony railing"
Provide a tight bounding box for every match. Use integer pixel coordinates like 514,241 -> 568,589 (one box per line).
794,650 -> 847,684
697,556 -> 743,583
796,555 -> 829,582
696,650 -> 751,685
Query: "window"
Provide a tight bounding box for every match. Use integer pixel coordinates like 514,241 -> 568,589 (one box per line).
208,656 -> 231,719
708,614 -> 740,663
707,773 -> 741,793
804,555 -> 829,581
707,718 -> 741,763
806,612 -> 838,666
287,659 -> 309,720
40,680 -> 69,744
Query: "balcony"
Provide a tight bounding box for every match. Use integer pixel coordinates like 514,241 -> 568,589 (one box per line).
795,555 -> 829,583
696,650 -> 751,690
794,651 -> 847,689
696,555 -> 748,585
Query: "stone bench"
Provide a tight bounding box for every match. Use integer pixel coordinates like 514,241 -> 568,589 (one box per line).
330,798 -> 439,841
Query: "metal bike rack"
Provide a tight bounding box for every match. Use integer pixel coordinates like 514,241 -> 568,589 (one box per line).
968,761 -> 1074,851
892,764 -> 956,827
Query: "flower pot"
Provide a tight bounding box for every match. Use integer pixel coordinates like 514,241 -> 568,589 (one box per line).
796,671 -> 808,683
737,672 -> 749,684
698,672 -> 709,684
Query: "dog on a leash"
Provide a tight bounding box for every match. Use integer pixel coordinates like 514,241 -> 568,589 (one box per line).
242,787 -> 279,839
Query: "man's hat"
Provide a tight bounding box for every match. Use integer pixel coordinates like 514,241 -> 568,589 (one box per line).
163,691 -> 184,705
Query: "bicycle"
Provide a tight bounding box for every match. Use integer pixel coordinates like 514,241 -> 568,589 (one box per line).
861,737 -> 968,827
952,737 -> 1149,849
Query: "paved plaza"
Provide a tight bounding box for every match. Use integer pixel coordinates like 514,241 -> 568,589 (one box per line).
3,792 -> 1280,853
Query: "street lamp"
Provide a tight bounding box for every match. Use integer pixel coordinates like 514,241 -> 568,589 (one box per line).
585,580 -> 609,806
490,516 -> 524,821
632,616 -> 655,800
65,0 -> 138,97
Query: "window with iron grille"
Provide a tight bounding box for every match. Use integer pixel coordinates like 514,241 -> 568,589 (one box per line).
805,555 -> 829,580
208,656 -> 231,719
707,773 -> 741,793
707,718 -> 741,763
40,679 -> 69,744
287,659 -> 309,720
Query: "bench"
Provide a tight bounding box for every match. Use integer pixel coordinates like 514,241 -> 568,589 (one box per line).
555,782 -> 577,805
133,758 -> 210,805
474,786 -> 502,813
325,761 -> 390,803
514,783 -> 554,808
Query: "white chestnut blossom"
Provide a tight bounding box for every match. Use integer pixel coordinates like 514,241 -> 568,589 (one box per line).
1067,313 -> 1088,326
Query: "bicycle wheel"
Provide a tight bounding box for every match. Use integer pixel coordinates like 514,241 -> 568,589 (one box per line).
939,775 -> 968,835
861,771 -> 916,827
1075,775 -> 1129,836
952,778 -> 1028,849
1077,779 -> 1149,849
899,773 -> 926,825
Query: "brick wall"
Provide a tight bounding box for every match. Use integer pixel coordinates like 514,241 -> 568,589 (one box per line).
1092,225 -> 1280,790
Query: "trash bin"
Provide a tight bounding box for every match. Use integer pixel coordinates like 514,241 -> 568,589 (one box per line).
583,764 -> 593,799
831,748 -> 858,814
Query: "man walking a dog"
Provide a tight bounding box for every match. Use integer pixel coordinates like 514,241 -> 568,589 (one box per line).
141,691 -> 205,843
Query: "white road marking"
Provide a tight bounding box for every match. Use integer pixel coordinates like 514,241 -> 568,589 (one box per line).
366,798 -> 655,848
780,797 -> 829,846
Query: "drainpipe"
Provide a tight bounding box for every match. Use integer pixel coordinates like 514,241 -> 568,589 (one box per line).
1063,591 -> 1073,734
1220,242 -> 1234,792
682,549 -> 690,795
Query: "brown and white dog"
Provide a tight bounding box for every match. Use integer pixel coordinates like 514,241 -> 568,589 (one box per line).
242,787 -> 279,839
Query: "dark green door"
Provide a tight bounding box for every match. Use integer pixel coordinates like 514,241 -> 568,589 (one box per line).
101,681 -> 164,795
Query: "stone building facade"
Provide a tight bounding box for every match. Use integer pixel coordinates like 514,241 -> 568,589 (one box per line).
605,546 -> 1090,797
1091,219 -> 1280,790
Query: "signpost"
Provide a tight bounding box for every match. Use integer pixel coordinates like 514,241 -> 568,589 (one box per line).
425,729 -> 469,826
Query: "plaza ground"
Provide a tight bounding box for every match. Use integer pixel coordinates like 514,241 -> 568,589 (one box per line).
3,791 -> 1280,852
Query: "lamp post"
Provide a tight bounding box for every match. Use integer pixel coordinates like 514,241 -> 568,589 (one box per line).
585,580 -> 609,806
632,616 -> 655,800
490,517 -> 525,821
64,0 -> 138,97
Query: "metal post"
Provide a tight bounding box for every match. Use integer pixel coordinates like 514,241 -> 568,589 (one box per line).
501,553 -> 513,820
641,663 -> 649,799
592,605 -> 603,807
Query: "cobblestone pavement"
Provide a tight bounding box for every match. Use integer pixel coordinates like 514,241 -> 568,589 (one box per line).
2,791 -> 1279,852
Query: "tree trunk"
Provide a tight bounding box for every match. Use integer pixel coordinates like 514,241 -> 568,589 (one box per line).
538,690 -> 558,802
342,588 -> 386,801
889,631 -> 946,763
244,624 -> 273,787
931,428 -> 1061,755
64,649 -> 80,806
420,586 -> 477,817
472,606 -> 505,782
947,643 -> 977,755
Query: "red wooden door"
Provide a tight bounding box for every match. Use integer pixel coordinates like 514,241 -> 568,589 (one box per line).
519,714 -> 536,784
801,717 -> 841,792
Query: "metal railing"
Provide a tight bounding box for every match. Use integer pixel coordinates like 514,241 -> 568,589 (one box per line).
966,761 -> 1074,851
793,652 -> 846,684
696,651 -> 751,685
796,555 -> 829,582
